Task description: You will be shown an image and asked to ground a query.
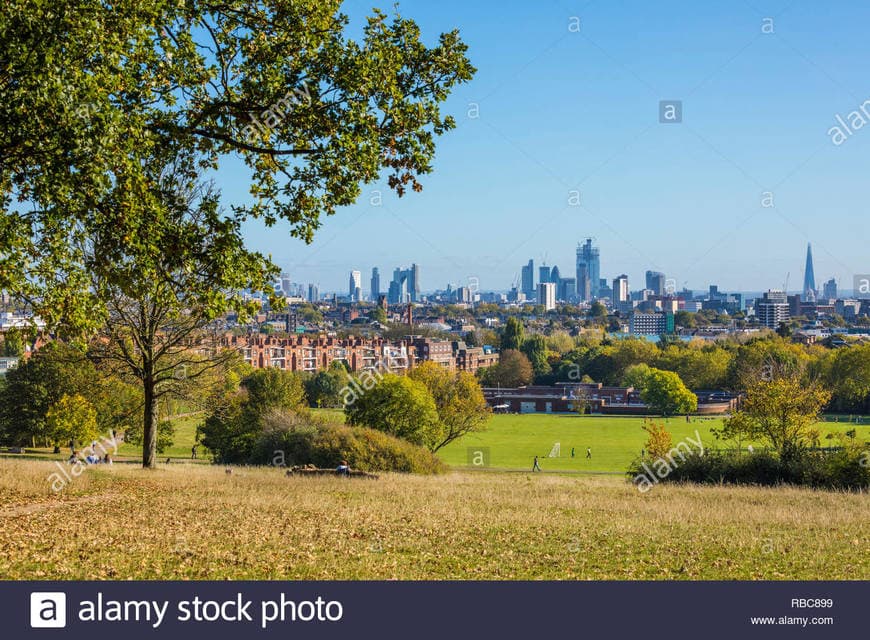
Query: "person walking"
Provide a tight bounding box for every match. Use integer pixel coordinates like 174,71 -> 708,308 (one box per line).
571,447 -> 575,458
532,455 -> 542,472
191,444 -> 198,460
586,447 -> 592,459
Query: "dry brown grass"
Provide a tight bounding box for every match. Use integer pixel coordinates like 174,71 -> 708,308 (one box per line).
0,458 -> 867,580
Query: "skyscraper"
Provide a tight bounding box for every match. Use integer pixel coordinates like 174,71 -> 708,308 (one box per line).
307,284 -> 319,303
822,278 -> 837,301
645,271 -> 666,297
539,265 -> 551,285
802,243 -> 816,302
370,267 -> 380,301
387,265 -> 420,304
521,259 -> 535,299
537,282 -> 556,311
349,270 -> 362,301
612,274 -> 629,303
575,239 -> 600,301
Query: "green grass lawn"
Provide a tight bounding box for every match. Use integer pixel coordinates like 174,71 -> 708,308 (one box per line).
438,413 -> 870,473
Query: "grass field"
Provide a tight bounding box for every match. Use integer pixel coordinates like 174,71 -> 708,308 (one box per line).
0,458 -> 867,580
440,414 -> 870,473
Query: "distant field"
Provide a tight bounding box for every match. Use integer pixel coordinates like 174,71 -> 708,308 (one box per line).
0,459 -> 866,580
439,414 -> 870,473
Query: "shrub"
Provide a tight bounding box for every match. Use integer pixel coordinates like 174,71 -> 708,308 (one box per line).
628,446 -> 869,490
251,410 -> 446,474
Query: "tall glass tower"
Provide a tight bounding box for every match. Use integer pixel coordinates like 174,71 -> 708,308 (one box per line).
576,238 -> 600,301
802,243 -> 816,302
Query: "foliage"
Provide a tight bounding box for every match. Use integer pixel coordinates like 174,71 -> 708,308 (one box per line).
478,349 -> 534,388
123,419 -> 176,456
0,342 -> 97,445
521,334 -> 552,380
501,317 -> 525,351
640,420 -> 674,460
344,374 -> 441,451
408,361 -> 491,452
714,370 -> 831,453
632,446 -> 869,490
253,411 -> 445,474
45,394 -> 99,448
640,368 -> 697,416
2,326 -> 25,357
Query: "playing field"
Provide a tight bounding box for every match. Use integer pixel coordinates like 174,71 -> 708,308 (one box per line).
438,414 -> 870,473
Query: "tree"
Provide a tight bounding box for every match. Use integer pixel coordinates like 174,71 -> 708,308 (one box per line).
715,371 -> 832,454
345,374 -> 441,450
45,394 -> 100,449
242,368 -> 307,413
0,342 -> 97,446
641,420 -> 673,460
304,364 -> 347,408
408,361 -> 490,451
640,368 -> 697,417
622,363 -> 652,389
822,344 -> 870,413
84,156 -> 275,468
521,334 -> 551,379
589,301 -> 607,320
479,349 -> 534,388
501,317 -> 525,351
1,1 -> 474,466
200,367 -> 308,463
2,326 -> 25,357
369,306 -> 388,325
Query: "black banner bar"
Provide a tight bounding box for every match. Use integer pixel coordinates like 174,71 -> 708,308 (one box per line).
7,581 -> 864,639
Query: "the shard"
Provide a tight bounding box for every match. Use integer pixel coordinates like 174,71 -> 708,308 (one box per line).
802,243 -> 816,302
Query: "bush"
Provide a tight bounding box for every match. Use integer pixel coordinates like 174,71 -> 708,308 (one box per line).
251,410 -> 446,474
628,446 -> 869,490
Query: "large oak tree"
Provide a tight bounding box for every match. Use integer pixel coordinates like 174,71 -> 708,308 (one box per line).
1,1 -> 474,466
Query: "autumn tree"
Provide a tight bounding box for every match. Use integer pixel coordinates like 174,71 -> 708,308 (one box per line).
345,374 -> 441,451
408,361 -> 490,451
479,349 -> 534,388
715,369 -> 831,454
640,368 -> 697,417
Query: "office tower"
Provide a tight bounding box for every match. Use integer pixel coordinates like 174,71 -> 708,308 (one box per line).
370,267 -> 380,301
550,265 -> 561,285
409,263 -> 420,301
307,284 -> 319,303
575,239 -> 600,301
539,265 -> 551,285
280,273 -> 292,295
349,270 -> 362,301
521,259 -> 535,299
387,265 -> 419,304
612,274 -> 629,303
558,277 -> 576,302
802,243 -> 816,301
537,282 -> 556,311
645,270 -> 666,297
756,290 -> 790,329
823,278 -> 837,301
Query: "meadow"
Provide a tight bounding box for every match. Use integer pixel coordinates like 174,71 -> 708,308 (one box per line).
0,458 -> 867,580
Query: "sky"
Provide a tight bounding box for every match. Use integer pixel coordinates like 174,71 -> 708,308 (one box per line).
220,0 -> 870,295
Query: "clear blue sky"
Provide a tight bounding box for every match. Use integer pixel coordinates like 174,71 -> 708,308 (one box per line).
222,0 -> 870,295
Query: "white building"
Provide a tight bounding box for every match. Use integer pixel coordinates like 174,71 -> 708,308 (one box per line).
537,282 -> 556,311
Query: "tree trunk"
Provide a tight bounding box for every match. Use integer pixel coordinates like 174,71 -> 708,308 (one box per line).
142,373 -> 158,468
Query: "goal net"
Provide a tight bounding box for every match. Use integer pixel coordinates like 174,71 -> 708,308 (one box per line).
547,442 -> 561,458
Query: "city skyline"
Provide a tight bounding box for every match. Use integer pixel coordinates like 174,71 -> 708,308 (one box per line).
223,1 -> 869,294
276,240 -> 851,299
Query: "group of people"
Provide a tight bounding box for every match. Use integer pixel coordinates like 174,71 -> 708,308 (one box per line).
533,447 -> 592,471
68,440 -> 112,465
